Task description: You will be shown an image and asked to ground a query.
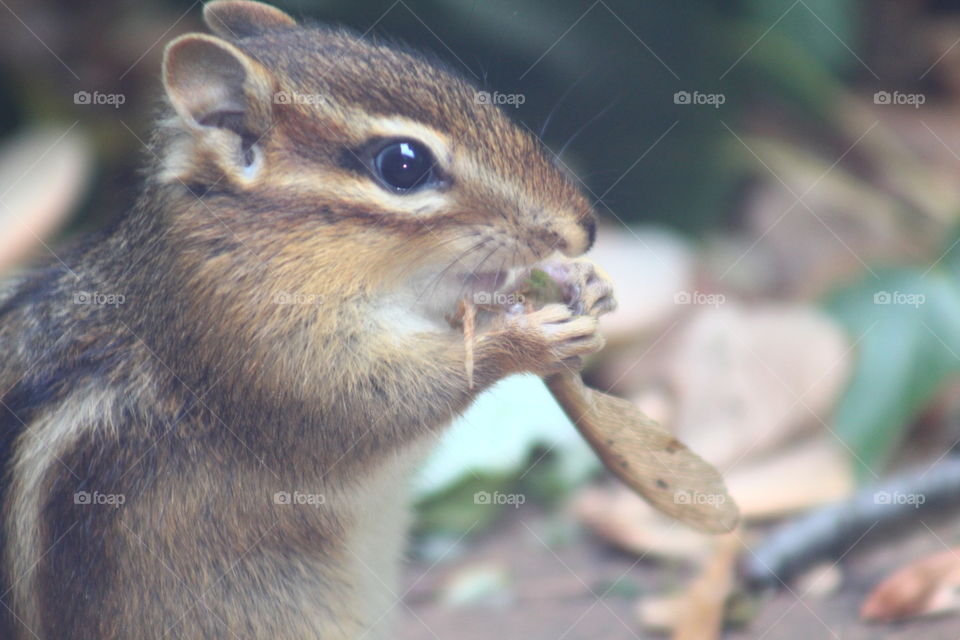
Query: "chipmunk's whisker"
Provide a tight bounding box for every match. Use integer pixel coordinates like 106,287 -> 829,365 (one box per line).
415,237 -> 490,304
453,242 -> 501,304
539,64 -> 597,139
394,230 -> 479,282
557,97 -> 620,158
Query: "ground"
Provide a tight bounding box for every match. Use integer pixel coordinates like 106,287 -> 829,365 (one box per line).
395,503 -> 960,640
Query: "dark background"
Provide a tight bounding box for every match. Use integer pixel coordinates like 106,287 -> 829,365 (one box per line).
0,0 -> 905,233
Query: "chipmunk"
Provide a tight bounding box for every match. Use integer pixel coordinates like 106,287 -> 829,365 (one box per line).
0,2 -> 614,638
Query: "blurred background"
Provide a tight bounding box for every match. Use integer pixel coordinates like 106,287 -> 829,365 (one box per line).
5,0 -> 960,638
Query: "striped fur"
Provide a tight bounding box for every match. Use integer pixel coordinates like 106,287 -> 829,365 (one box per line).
0,1 -> 600,637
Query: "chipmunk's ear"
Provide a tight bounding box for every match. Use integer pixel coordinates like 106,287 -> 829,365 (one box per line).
203,1 -> 297,39
162,33 -> 274,156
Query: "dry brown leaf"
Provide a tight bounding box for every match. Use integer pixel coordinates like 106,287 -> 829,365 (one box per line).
672,534 -> 740,640
572,484 -> 713,561
636,535 -> 741,638
574,436 -> 851,565
574,436 -> 852,565
668,304 -> 851,470
549,374 -> 738,534
861,548 -> 960,623
724,435 -> 854,520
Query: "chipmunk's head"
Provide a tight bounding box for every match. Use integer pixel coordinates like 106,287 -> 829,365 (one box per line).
158,0 -> 595,315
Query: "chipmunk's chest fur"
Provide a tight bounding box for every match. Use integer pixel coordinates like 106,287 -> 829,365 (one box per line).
0,251 -> 454,638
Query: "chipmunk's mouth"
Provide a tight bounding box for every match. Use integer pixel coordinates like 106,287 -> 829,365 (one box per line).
458,270 -> 510,293
452,268 -> 533,310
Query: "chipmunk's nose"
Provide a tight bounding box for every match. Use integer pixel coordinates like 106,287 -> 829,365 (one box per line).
561,213 -> 596,257
582,217 -> 597,252
539,209 -> 596,257
550,217 -> 595,257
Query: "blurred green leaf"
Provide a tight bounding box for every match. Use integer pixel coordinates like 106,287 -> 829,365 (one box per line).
826,264 -> 960,480
415,472 -> 518,535
413,374 -> 599,535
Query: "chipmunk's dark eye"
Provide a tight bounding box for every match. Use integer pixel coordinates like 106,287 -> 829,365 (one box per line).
373,139 -> 435,192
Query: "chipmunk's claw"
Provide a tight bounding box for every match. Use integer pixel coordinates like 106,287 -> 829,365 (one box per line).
541,260 -> 617,317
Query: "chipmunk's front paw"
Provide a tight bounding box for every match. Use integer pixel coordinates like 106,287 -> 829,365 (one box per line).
541,260 -> 617,317
489,303 -> 605,376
